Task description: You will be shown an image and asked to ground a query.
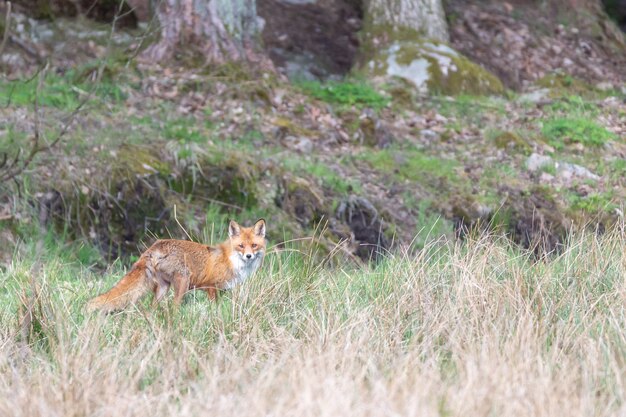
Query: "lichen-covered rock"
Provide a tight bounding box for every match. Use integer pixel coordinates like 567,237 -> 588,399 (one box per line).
361,40 -> 505,96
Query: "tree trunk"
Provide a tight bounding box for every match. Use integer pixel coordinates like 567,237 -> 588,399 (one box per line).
141,0 -> 262,64
364,0 -> 449,43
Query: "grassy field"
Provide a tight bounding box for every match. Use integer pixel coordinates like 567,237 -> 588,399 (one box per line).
1,226 -> 625,417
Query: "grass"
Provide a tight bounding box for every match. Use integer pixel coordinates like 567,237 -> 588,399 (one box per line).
568,191 -> 616,214
0,71 -> 126,110
435,95 -> 507,124
545,95 -> 600,117
1,226 -> 626,416
541,117 -> 616,149
297,80 -> 389,109
362,146 -> 459,184
282,157 -> 361,194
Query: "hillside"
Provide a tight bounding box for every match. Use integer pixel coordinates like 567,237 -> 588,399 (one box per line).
1,0 -> 625,265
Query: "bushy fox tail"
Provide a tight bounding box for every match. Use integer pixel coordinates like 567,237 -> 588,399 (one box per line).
86,258 -> 152,313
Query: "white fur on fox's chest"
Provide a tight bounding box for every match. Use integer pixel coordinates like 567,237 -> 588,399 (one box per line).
223,252 -> 263,289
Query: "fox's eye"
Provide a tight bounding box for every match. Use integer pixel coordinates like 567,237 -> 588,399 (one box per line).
252,243 -> 257,248
238,244 -> 244,249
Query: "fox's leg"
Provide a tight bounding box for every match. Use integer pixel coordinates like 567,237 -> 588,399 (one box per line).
205,287 -> 218,301
152,282 -> 170,307
172,272 -> 190,306
149,269 -> 171,307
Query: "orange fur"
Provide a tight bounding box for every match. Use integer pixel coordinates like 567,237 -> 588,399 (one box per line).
86,219 -> 267,313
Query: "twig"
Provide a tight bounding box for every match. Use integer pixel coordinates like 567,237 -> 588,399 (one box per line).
0,1 -> 11,58
174,204 -> 193,241
0,0 -> 128,184
8,34 -> 42,61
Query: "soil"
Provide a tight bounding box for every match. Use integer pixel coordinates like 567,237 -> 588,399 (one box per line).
258,0 -> 362,79
445,0 -> 626,90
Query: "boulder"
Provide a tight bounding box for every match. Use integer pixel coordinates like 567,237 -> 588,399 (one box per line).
361,40 -> 505,96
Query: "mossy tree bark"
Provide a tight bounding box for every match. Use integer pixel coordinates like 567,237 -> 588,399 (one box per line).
363,0 -> 449,43
141,0 -> 263,64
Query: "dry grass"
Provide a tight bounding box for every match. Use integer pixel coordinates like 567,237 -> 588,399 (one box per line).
1,227 -> 626,417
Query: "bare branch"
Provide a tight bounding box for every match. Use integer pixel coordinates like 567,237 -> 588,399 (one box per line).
0,1 -> 11,58
0,0 -> 129,185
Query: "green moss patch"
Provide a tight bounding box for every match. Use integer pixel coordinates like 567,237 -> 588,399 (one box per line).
488,130 -> 532,155
112,144 -> 172,178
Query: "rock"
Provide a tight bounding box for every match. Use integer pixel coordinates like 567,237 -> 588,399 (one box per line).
420,129 -> 439,141
539,172 -> 555,183
283,136 -> 314,153
526,153 -> 553,172
361,40 -> 504,96
556,162 -> 600,181
518,88 -> 550,103
596,81 -> 614,91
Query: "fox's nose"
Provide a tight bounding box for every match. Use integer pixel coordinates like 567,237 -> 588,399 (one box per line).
246,254 -> 252,259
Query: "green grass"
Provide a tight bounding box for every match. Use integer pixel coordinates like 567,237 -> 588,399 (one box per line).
0,71 -> 126,110
541,117 -> 616,149
282,157 -> 361,194
608,158 -> 626,180
435,95 -> 507,124
410,198 -> 455,248
545,95 -> 600,117
361,146 -> 459,183
568,191 -> 616,214
297,80 -> 388,109
163,117 -> 207,144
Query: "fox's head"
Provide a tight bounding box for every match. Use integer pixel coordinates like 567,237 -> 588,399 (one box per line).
228,219 -> 267,263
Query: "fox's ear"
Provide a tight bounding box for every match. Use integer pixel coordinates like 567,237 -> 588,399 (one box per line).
254,218 -> 266,237
229,220 -> 241,238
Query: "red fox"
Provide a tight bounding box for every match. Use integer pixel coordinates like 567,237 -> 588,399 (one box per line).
86,219 -> 266,312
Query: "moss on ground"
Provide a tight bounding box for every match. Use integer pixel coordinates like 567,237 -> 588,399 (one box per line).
536,73 -> 602,99
488,130 -> 532,155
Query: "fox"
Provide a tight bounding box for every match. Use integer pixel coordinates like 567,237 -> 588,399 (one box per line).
86,219 -> 266,313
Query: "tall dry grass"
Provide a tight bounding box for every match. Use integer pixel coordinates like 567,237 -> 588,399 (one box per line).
1,227 -> 625,416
